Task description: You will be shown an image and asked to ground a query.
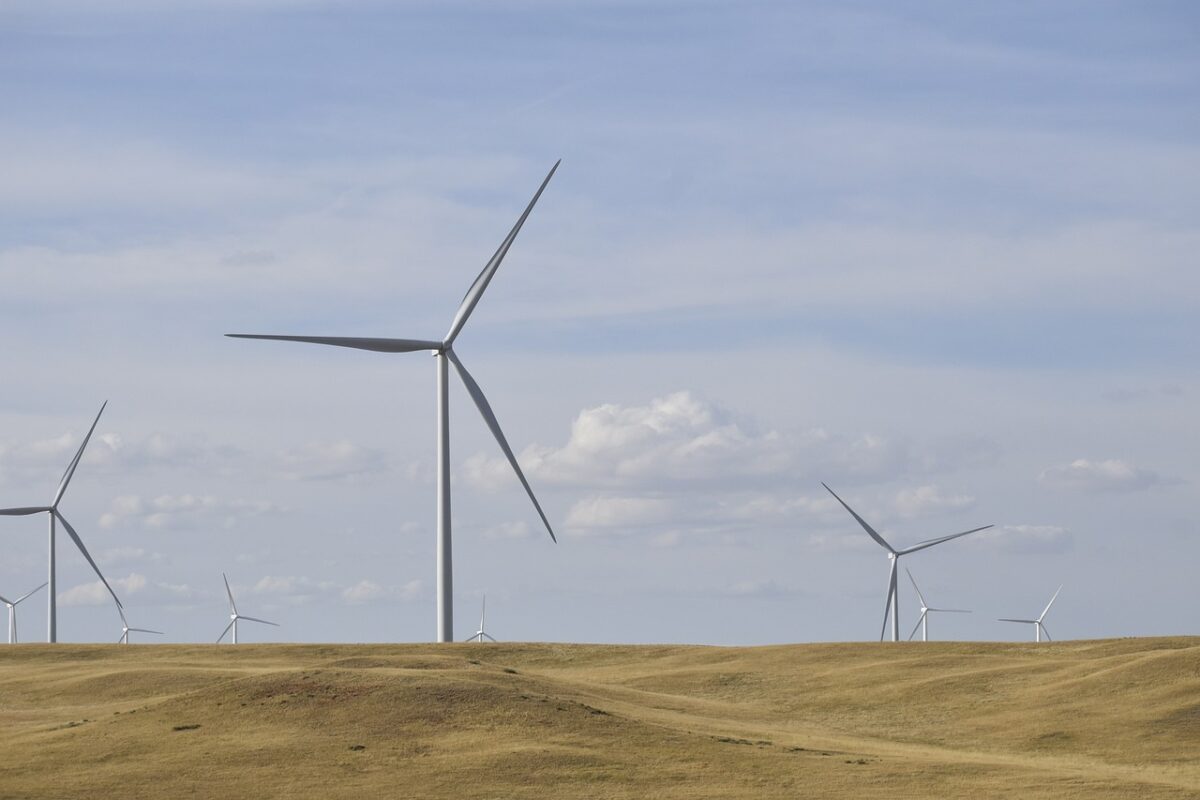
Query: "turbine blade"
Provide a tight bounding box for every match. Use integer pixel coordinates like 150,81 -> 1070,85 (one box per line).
0,506 -> 51,516
997,618 -> 1036,623
117,633 -> 126,644
483,633 -> 498,643
904,567 -> 929,608
12,583 -> 48,605
1038,585 -> 1063,622
821,483 -> 894,553
908,614 -> 924,641
55,512 -> 122,609
216,620 -> 234,643
129,628 -> 164,635
225,334 -> 442,353
1040,624 -> 1052,642
898,525 -> 992,555
118,605 -> 129,627
239,615 -> 279,627
931,609 -> 972,614
444,160 -> 560,344
447,350 -> 556,542
53,401 -> 107,507
0,594 -> 10,605
223,573 -> 238,615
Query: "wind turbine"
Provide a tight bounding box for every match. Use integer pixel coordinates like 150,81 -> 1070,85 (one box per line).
117,606 -> 164,644
1,582 -> 46,644
905,568 -> 970,642
216,573 -> 279,644
0,402 -> 123,642
999,585 -> 1062,643
228,161 -> 561,643
822,483 -> 992,642
464,595 -> 496,643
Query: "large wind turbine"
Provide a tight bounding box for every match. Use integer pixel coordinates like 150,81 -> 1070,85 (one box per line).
216,573 -> 279,644
0,402 -> 123,642
1,582 -> 46,644
117,606 -> 164,644
464,594 -> 496,643
999,585 -> 1062,643
905,568 -> 970,642
822,483 -> 991,642
228,162 -> 561,643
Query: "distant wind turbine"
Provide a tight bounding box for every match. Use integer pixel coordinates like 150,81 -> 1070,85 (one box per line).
0,402 -> 123,642
905,568 -> 970,642
228,161 -> 562,643
999,585 -> 1062,643
216,573 -> 278,644
117,606 -> 164,644
1,582 -> 46,644
822,483 -> 992,642
464,595 -> 496,643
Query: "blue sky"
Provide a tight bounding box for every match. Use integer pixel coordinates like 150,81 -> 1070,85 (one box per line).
0,1 -> 1197,644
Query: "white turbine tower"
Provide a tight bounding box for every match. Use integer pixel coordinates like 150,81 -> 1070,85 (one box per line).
822,483 -> 992,642
216,573 -> 279,644
1,582 -> 46,644
117,606 -> 164,644
464,595 -> 496,643
0,402 -> 123,642
999,585 -> 1062,643
905,568 -> 970,642
228,162 -> 561,643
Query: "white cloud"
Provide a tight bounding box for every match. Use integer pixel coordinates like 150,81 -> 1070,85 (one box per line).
481,521 -> 531,540
973,524 -> 1074,554
98,494 -> 281,531
254,575 -> 336,597
58,572 -> 202,607
468,391 -> 992,494
565,496 -> 678,533
273,439 -> 388,481
1039,458 -> 1168,493
342,578 -> 423,605
893,485 -> 976,519
58,572 -> 147,607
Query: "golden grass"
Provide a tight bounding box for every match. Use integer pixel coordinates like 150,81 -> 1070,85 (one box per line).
1,637 -> 1197,798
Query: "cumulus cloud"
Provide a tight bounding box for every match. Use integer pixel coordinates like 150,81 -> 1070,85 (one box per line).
1039,458 -> 1168,493
273,440 -> 388,481
98,494 -> 281,531
468,391 -> 994,492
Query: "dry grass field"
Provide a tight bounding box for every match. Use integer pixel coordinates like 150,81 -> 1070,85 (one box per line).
1,637 -> 1197,799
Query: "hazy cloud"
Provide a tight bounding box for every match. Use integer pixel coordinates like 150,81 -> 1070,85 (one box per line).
1039,458 -> 1169,493
273,440 -> 388,482
98,494 -> 281,531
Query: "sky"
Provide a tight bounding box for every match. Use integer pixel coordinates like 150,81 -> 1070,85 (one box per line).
0,0 -> 1197,645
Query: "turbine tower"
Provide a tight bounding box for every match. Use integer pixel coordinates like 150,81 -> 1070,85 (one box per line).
216,573 -> 279,644
822,483 -> 991,642
228,162 -> 561,643
905,568 -> 970,642
999,585 -> 1062,642
0,402 -> 123,641
464,595 -> 496,643
117,606 -> 164,644
1,582 -> 46,644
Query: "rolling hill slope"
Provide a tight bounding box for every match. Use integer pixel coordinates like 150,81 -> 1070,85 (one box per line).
1,638 -> 1197,798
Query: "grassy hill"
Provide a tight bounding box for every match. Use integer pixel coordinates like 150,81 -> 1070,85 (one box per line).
1,637 -> 1197,798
